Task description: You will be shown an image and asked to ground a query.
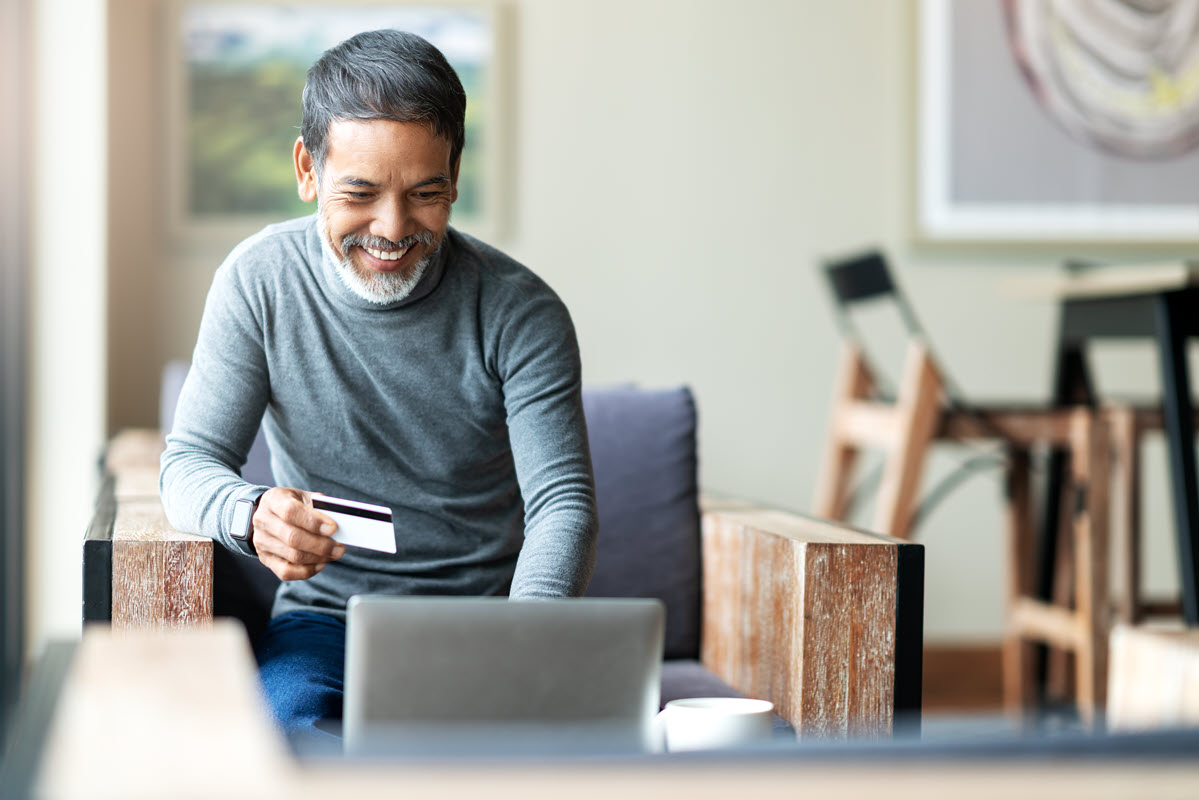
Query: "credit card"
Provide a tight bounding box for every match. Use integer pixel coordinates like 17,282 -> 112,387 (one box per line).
312,496 -> 396,554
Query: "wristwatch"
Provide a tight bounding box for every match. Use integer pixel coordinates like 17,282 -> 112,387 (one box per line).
231,493 -> 263,541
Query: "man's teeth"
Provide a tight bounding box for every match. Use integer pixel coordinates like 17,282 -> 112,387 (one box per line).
364,245 -> 409,261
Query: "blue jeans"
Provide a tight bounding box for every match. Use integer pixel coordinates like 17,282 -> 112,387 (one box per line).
253,610 -> 345,746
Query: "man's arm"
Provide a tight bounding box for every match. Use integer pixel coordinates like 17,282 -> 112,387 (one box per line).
159,256 -> 343,580
498,290 -> 598,598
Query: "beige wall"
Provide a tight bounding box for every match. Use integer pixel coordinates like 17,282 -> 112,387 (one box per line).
108,0 -> 163,434
91,0 -> 1194,648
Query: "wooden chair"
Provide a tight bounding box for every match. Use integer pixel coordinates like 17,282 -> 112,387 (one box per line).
812,250 -> 1112,721
1107,405 -> 1185,626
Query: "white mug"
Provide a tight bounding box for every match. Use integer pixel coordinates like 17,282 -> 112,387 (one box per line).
656,697 -> 775,752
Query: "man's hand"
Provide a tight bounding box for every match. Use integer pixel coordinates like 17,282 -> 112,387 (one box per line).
251,487 -> 345,581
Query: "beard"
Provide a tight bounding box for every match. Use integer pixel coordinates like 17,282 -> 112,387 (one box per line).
319,208 -> 441,305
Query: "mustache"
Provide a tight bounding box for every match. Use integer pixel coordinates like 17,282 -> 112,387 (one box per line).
341,231 -> 436,252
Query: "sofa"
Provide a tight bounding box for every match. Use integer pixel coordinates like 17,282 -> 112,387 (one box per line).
159,362 -> 777,718
86,363 -> 922,739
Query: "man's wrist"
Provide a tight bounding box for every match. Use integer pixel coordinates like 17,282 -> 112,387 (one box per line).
231,489 -> 266,542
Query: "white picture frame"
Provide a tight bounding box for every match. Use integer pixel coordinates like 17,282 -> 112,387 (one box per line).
917,0 -> 1199,243
162,0 -> 511,254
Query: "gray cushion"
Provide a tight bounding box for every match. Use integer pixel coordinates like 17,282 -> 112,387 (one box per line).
582,386 -> 701,660
160,359 -> 273,487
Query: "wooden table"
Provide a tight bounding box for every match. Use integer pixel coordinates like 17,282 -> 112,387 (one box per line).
10,623 -> 1199,800
1035,263 -> 1199,626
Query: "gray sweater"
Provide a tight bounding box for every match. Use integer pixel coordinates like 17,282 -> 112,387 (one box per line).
160,215 -> 598,619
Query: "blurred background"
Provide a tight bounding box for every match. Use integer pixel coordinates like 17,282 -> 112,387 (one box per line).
4,0 -> 1198,736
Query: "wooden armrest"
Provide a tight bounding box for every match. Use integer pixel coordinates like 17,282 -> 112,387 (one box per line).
103,428 -> 165,472
88,436 -> 922,739
111,498 -> 212,628
698,495 -> 923,739
85,428 -> 214,629
37,622 -> 289,798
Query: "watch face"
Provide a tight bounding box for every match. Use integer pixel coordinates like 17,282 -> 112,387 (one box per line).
232,497 -> 255,540
1004,0 -> 1199,159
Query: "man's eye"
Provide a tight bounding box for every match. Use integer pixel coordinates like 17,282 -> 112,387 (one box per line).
414,191 -> 442,201
349,192 -> 373,199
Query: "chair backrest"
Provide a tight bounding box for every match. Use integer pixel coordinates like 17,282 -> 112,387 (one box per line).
161,364 -> 703,658
825,249 -> 899,307
822,250 -> 972,409
815,251 -> 952,540
824,250 -> 923,332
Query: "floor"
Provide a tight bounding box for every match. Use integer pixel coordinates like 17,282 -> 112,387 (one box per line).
918,642 -> 1089,743
922,642 -> 1004,714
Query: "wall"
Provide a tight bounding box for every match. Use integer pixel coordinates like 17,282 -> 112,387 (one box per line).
101,0 -> 1192,642
26,0 -> 107,655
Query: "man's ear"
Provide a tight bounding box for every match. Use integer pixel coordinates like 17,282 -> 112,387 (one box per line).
294,137 -> 318,203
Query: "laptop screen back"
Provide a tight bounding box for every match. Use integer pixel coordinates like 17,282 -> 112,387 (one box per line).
343,595 -> 665,756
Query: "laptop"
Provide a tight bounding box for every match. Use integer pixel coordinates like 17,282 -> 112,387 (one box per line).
343,595 -> 665,757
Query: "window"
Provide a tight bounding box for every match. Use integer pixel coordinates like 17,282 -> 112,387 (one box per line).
167,2 -> 507,248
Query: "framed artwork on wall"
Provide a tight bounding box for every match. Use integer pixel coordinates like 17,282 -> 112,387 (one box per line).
163,0 -> 510,250
918,0 -> 1199,242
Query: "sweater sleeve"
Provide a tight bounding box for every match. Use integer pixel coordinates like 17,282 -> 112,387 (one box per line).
497,289 -> 598,598
159,256 -> 273,558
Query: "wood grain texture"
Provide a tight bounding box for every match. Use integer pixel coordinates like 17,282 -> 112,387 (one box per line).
101,429 -> 215,630
700,507 -> 906,739
111,500 -> 213,630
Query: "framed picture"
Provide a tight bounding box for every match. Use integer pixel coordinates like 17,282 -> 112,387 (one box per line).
163,0 -> 509,250
918,0 -> 1199,242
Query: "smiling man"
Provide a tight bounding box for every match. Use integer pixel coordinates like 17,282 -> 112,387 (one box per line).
304,118 -> 452,307
160,30 -> 598,742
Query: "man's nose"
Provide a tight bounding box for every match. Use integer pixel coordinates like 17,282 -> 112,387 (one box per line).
370,196 -> 410,244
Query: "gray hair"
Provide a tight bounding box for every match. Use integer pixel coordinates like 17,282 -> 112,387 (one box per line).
301,29 -> 467,176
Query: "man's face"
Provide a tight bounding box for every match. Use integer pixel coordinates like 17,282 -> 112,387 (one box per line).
294,119 -> 458,303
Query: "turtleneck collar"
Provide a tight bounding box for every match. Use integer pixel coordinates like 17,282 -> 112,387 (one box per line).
311,214 -> 450,312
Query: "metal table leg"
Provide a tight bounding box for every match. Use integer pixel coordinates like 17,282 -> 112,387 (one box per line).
1154,293 -> 1199,625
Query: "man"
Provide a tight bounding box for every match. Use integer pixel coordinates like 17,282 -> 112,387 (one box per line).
160,30 -> 598,741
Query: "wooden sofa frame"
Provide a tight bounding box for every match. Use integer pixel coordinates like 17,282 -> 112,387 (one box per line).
84,429 -> 924,739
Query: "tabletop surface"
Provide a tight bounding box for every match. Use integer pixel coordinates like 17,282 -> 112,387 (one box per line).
19,622 -> 1199,800
1009,261 -> 1199,301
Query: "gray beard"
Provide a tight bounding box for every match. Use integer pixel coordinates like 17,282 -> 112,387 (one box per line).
333,245 -> 434,305
319,210 -> 440,305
